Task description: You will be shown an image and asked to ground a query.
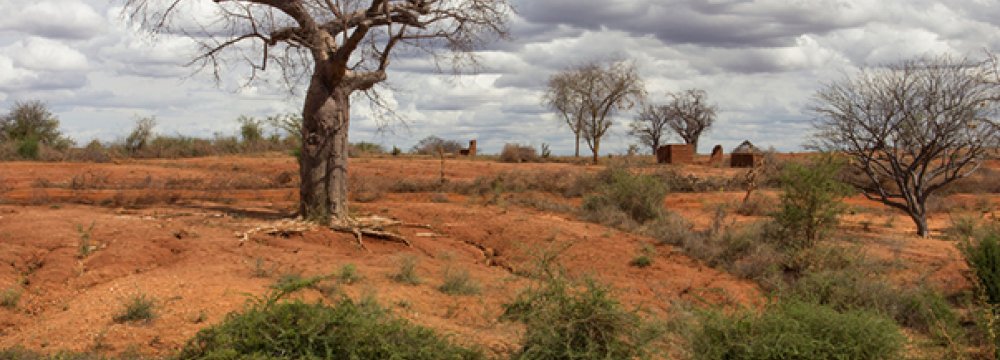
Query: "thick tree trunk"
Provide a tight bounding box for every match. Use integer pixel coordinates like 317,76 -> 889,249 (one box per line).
592,137 -> 600,164
690,138 -> 698,155
299,73 -> 351,225
911,212 -> 930,238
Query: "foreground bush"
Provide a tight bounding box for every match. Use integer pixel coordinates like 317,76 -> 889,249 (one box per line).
582,167 -> 668,225
772,155 -> 851,250
691,301 -> 904,360
178,290 -> 481,359
502,271 -> 660,360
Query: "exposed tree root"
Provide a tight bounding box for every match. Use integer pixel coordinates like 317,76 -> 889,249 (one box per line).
237,216 -> 421,250
330,215 -> 416,251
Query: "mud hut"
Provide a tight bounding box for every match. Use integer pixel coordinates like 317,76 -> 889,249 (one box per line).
656,144 -> 694,164
730,140 -> 763,168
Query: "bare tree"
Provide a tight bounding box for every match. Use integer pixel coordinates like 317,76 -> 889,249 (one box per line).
123,0 -> 512,224
628,103 -> 670,155
544,60 -> 644,163
664,89 -> 716,153
543,71 -> 585,158
811,55 -> 1000,237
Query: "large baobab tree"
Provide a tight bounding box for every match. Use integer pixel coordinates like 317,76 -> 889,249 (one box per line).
544,60 -> 644,163
628,102 -> 670,155
811,55 -> 1000,237
664,89 -> 716,153
122,0 -> 511,224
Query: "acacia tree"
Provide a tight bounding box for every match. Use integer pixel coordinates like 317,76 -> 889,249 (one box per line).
664,89 -> 716,153
123,0 -> 511,224
0,100 -> 72,149
628,103 -> 670,155
544,60 -> 644,163
811,55 -> 1000,237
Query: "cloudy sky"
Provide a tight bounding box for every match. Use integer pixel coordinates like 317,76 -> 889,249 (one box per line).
1,0 -> 999,155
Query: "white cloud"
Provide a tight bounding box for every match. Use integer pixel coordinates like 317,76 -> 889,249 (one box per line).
0,0 -> 104,40
3,37 -> 90,71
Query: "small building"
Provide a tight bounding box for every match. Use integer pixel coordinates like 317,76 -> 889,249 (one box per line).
709,144 -> 725,165
458,140 -> 477,157
730,140 -> 762,168
656,144 -> 694,164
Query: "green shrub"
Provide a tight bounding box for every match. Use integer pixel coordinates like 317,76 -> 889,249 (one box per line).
771,155 -> 851,250
1,100 -> 72,150
629,255 -> 652,268
439,268 -> 480,296
16,135 -> 39,160
392,255 -> 421,285
784,269 -> 961,341
691,301 -> 904,360
0,287 -> 20,309
338,264 -> 363,285
113,294 -> 156,323
178,295 -> 482,359
237,115 -> 265,145
964,232 -> 1000,305
502,274 -> 661,360
582,167 -> 667,224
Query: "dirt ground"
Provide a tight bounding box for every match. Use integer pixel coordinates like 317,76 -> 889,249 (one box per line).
0,155 -> 995,356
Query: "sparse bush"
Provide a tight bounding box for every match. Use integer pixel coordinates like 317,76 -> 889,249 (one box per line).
439,268 -> 480,296
630,244 -> 655,268
113,294 -> 156,324
784,267 -> 962,341
771,155 -> 851,250
651,168 -> 738,193
499,143 -> 539,163
338,264 -> 362,285
391,145 -> 402,156
582,167 -> 667,225
392,256 -> 421,285
350,142 -> 385,157
502,271 -> 661,360
411,136 -> 463,155
691,300 -> 904,360
237,115 -> 265,145
0,287 -> 20,309
178,285 -> 483,359
76,221 -> 96,258
124,117 -> 156,154
271,273 -> 307,290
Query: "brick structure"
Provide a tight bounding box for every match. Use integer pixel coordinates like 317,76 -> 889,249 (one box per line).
709,145 -> 724,165
458,140 -> 477,156
656,144 -> 694,164
730,140 -> 762,168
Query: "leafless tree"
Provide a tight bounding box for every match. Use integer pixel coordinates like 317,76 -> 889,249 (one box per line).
543,71 -> 585,158
122,0 -> 512,224
628,103 -> 670,155
544,60 -> 644,163
811,55 -> 1000,237
664,89 -> 716,153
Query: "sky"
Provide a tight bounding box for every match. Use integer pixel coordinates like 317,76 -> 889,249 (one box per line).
1,0 -> 999,155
